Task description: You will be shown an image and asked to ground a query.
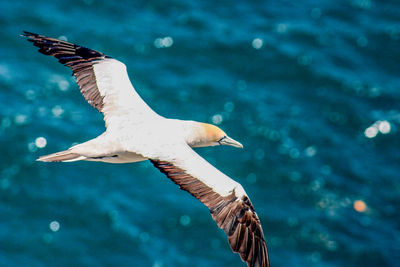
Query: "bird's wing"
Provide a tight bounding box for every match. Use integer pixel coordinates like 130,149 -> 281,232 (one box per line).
148,144 -> 269,267
22,31 -> 160,128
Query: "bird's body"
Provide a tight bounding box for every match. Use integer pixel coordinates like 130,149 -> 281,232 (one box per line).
23,32 -> 269,267
39,117 -> 232,163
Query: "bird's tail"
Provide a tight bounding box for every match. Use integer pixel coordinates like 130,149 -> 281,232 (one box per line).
37,149 -> 87,162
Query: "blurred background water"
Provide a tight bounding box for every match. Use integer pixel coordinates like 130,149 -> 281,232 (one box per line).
1,0 -> 399,266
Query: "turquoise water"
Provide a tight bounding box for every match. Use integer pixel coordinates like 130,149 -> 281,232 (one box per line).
1,0 -> 399,266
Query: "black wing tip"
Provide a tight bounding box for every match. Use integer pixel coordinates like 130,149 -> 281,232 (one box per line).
21,30 -> 35,36
21,31 -> 111,61
226,196 -> 269,267
243,236 -> 269,267
21,31 -> 39,39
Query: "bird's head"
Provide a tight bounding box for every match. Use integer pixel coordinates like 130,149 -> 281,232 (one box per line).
186,122 -> 243,148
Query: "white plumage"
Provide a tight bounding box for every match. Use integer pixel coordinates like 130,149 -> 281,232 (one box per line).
23,31 -> 269,267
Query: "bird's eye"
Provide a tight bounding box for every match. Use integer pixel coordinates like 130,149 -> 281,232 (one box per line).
217,136 -> 227,144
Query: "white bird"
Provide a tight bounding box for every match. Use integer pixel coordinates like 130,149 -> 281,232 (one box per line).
23,32 -> 269,267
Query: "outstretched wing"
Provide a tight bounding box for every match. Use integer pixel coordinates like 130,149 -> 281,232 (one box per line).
22,31 -> 160,128
149,145 -> 269,267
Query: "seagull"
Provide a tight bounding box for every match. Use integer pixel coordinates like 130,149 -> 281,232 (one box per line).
22,31 -> 269,267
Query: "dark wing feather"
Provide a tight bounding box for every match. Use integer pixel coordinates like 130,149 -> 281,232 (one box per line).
151,160 -> 269,267
22,31 -> 109,111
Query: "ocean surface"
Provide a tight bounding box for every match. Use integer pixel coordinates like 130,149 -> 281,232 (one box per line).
1,0 -> 399,266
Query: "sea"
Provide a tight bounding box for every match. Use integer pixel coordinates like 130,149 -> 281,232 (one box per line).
0,0 -> 399,266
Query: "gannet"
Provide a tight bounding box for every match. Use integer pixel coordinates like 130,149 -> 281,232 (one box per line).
22,31 -> 269,267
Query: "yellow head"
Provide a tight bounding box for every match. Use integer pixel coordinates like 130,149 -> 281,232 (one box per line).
187,122 -> 243,148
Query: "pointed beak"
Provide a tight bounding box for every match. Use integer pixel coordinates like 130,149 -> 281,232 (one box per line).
218,136 -> 243,148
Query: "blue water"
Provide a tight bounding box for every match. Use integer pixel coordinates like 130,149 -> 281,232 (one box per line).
1,0 -> 399,266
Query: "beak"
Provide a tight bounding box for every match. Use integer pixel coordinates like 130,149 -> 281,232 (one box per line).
218,136 -> 243,148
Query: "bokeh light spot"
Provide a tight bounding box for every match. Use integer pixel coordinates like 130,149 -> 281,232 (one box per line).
28,142 -> 37,152
364,120 -> 391,138
152,260 -> 164,267
252,38 -> 263,49
224,102 -> 235,112
154,37 -> 174,48
276,23 -> 288,33
212,114 -> 223,125
57,35 -> 68,41
364,126 -> 378,138
35,137 -> 47,148
179,215 -> 191,226
353,200 -> 367,212
15,114 -> 28,125
305,146 -> 317,157
52,105 -> 64,118
49,221 -> 60,232
25,89 -> 36,100
378,121 -> 391,134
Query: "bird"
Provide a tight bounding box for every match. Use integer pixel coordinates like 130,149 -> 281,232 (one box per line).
22,31 -> 269,267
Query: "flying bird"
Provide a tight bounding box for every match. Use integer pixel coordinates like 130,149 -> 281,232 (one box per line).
22,31 -> 269,267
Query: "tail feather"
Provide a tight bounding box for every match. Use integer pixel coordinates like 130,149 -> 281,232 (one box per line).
37,150 -> 86,162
